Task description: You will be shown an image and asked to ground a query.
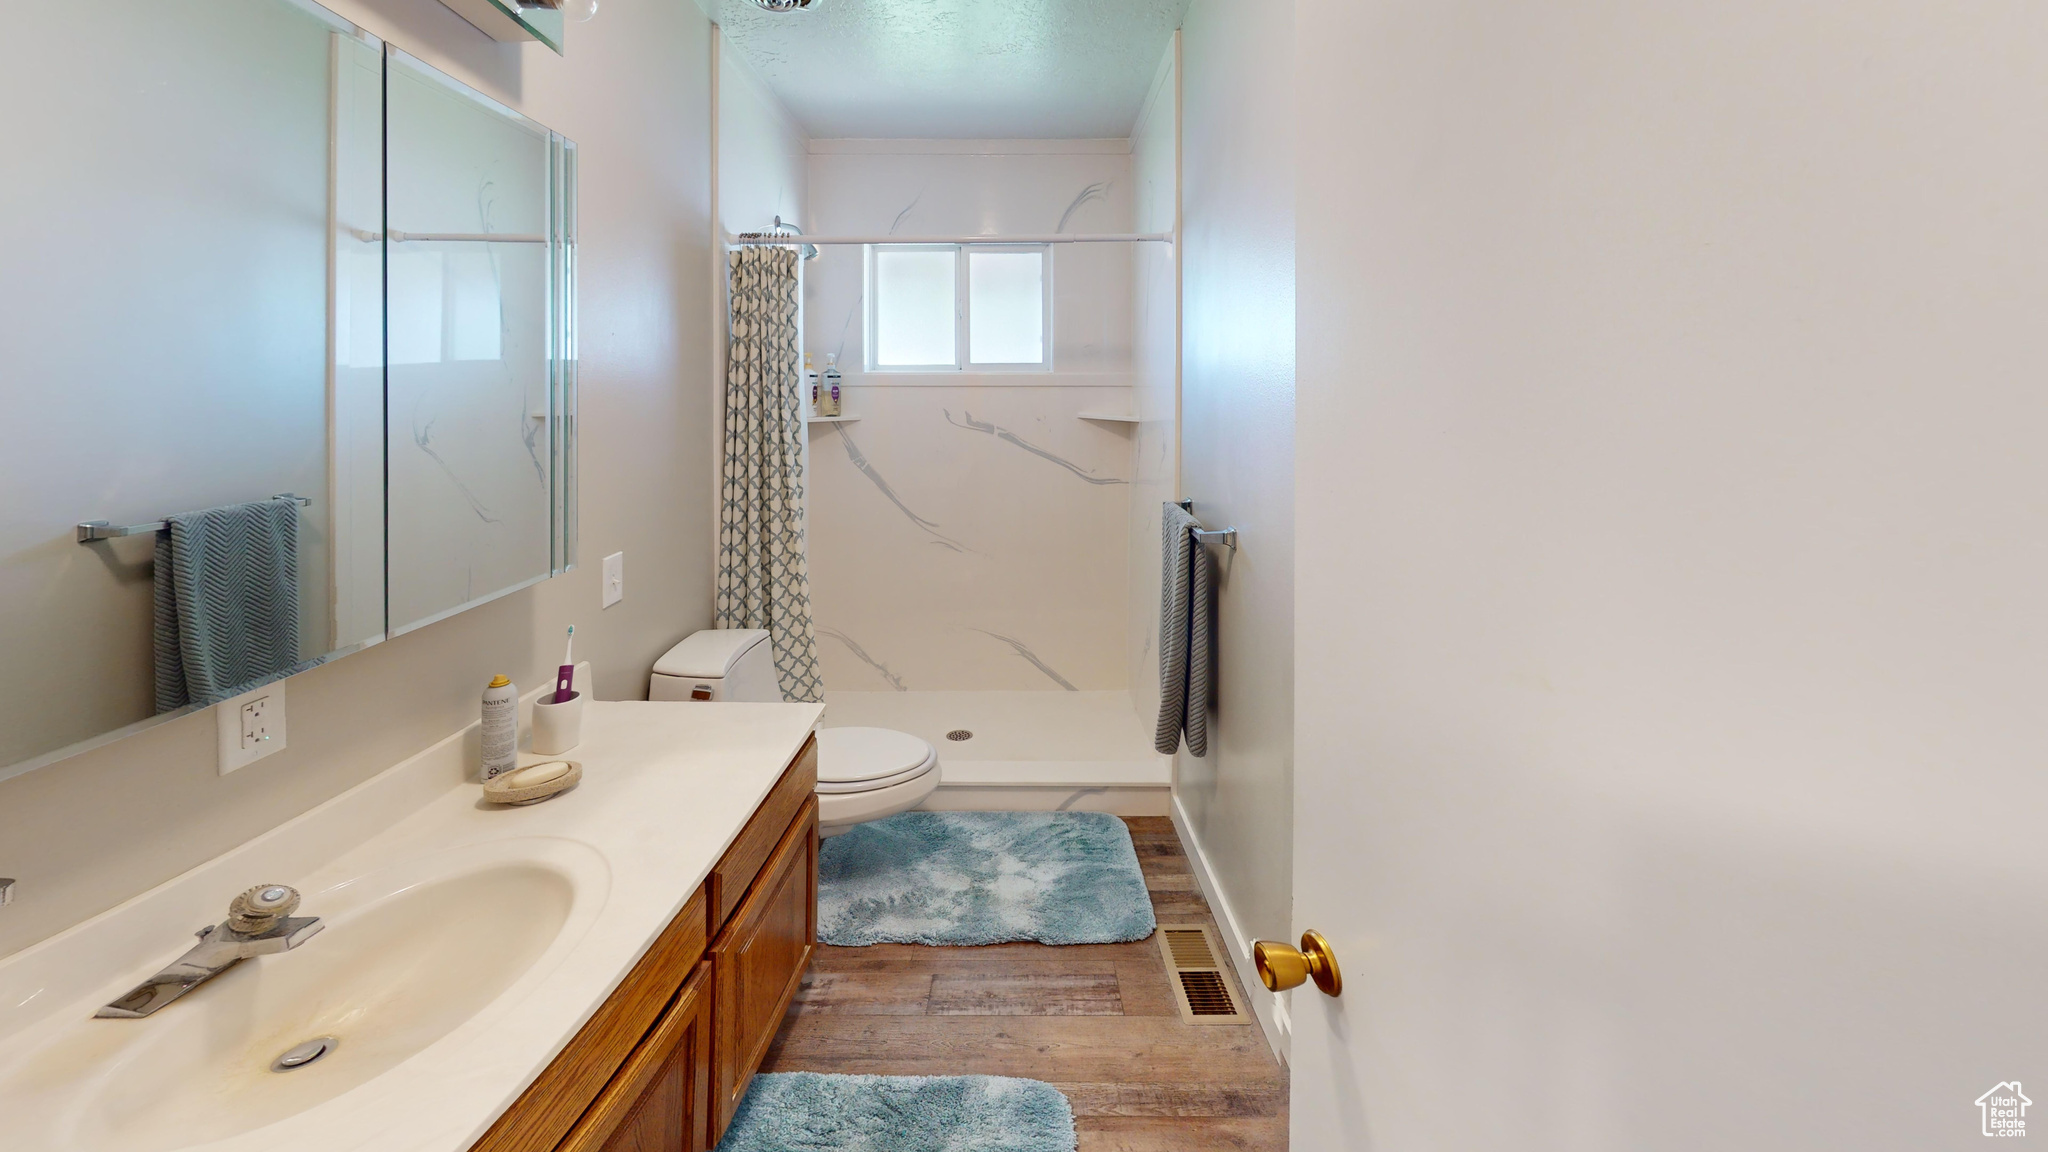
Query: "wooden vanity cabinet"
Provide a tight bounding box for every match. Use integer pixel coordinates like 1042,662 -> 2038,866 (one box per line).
467,736 -> 818,1152
709,795 -> 818,1140
556,962 -> 712,1152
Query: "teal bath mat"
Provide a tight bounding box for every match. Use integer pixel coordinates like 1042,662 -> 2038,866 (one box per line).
717,1072 -> 1077,1152
817,811 -> 1157,947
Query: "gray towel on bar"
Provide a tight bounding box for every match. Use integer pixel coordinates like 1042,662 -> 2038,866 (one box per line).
1154,502 -> 1214,757
154,499 -> 305,713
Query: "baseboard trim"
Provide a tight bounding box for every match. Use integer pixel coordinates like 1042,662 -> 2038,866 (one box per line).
1170,794 -> 1291,1064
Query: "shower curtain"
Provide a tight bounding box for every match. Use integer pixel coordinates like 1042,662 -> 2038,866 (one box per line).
716,245 -> 824,702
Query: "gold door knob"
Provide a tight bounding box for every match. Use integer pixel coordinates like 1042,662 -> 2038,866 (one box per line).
1252,929 -> 1342,997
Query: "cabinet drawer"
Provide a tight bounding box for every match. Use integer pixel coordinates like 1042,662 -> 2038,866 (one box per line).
710,795 -> 818,1141
468,887 -> 707,1152
556,961 -> 712,1152
708,735 -> 817,930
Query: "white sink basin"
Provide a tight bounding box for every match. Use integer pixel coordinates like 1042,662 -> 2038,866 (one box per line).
0,837 -> 607,1152
0,699 -> 823,1152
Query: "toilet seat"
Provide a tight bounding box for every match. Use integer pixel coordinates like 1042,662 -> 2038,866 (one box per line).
645,630 -> 942,837
815,727 -> 938,794
813,726 -> 942,836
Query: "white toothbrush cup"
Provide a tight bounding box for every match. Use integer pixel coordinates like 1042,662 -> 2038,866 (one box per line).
531,691 -> 585,755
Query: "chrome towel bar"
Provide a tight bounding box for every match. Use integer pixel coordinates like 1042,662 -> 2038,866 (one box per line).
1175,500 -> 1239,551
77,494 -> 311,544
347,228 -> 547,244
729,231 -> 1172,246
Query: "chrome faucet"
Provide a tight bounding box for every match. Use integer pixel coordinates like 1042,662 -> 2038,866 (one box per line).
95,884 -> 323,1019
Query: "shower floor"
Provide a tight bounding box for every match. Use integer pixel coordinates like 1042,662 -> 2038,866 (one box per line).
820,690 -> 1172,815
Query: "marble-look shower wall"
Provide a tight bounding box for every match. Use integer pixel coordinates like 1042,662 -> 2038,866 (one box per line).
804,142 -> 1137,691
1128,48 -> 1178,728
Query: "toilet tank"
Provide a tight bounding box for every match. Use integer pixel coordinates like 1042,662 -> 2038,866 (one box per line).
649,629 -> 781,702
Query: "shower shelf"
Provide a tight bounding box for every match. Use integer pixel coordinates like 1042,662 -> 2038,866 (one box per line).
806,414 -> 861,424
1077,411 -> 1140,423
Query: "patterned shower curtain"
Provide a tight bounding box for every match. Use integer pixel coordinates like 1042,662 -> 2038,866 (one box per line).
716,245 -> 824,702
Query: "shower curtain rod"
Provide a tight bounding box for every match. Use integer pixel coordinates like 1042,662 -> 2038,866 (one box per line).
728,231 -> 1172,246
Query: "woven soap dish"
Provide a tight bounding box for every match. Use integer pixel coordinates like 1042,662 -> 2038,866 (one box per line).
483,760 -> 582,806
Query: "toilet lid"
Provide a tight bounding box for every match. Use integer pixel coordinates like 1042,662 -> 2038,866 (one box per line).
815,727 -> 938,794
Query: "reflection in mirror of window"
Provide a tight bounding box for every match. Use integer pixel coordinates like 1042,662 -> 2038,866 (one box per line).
389,249 -> 446,366
872,246 -> 958,368
968,250 -> 1045,366
447,248 -> 505,362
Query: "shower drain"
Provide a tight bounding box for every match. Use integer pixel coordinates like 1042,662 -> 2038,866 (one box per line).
946,729 -> 974,742
271,1036 -> 339,1072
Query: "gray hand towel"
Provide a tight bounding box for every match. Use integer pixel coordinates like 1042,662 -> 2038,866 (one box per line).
154,499 -> 306,712
1154,502 -> 1214,757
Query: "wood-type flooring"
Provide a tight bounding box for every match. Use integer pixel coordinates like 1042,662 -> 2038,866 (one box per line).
760,816 -> 1289,1151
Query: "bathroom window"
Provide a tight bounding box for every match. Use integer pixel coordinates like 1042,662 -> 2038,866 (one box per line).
866,244 -> 1049,371
869,245 -> 957,368
968,249 -> 1045,366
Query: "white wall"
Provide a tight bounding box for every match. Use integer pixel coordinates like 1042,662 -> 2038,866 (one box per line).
1174,0 -> 1297,1052
716,38 -> 808,239
1291,0 -> 2048,1146
0,0 -> 716,959
803,141 -> 1137,692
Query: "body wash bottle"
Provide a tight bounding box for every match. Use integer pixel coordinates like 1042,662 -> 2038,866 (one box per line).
481,675 -> 518,781
804,353 -> 820,415
822,352 -> 843,416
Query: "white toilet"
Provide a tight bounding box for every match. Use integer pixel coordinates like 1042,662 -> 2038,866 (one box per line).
649,629 -> 939,837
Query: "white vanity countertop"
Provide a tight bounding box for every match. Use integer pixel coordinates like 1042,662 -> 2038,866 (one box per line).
0,699 -> 824,1152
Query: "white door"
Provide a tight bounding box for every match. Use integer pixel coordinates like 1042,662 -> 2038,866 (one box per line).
1287,0 -> 2048,1148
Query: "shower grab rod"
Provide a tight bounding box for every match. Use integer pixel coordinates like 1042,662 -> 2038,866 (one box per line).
728,231 -> 1172,246
1175,499 -> 1239,551
77,494 -> 312,544
347,228 -> 548,244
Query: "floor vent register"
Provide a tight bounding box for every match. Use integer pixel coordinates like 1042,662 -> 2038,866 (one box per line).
1155,923 -> 1248,1024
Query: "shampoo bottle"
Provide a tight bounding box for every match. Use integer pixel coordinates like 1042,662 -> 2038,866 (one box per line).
822,353 -> 843,416
481,675 -> 518,781
803,353 -> 820,415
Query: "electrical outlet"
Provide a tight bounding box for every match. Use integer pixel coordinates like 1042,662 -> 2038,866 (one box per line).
602,551 -> 624,608
241,696 -> 272,748
217,681 -> 287,775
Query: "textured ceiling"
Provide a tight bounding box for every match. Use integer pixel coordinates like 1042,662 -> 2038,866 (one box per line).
701,0 -> 1189,139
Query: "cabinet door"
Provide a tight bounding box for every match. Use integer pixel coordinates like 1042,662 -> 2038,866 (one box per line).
471,890 -> 707,1152
709,796 -> 818,1141
558,961 -> 713,1152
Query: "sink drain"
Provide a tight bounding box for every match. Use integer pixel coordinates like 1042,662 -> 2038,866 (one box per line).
271,1036 -> 338,1072
946,729 -> 973,742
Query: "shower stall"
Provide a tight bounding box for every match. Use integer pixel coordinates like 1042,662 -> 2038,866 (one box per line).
715,34 -> 1183,813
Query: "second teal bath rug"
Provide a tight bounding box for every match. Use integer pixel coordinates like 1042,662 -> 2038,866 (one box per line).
717,1073 -> 1077,1152
816,811 -> 1157,947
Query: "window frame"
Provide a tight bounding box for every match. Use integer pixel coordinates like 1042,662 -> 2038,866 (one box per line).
864,243 -> 1052,374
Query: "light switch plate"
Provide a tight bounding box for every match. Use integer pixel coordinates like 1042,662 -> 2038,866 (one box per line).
217,681 -> 287,775
602,552 -> 624,608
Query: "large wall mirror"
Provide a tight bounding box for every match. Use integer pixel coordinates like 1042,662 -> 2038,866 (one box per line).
0,1 -> 578,777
